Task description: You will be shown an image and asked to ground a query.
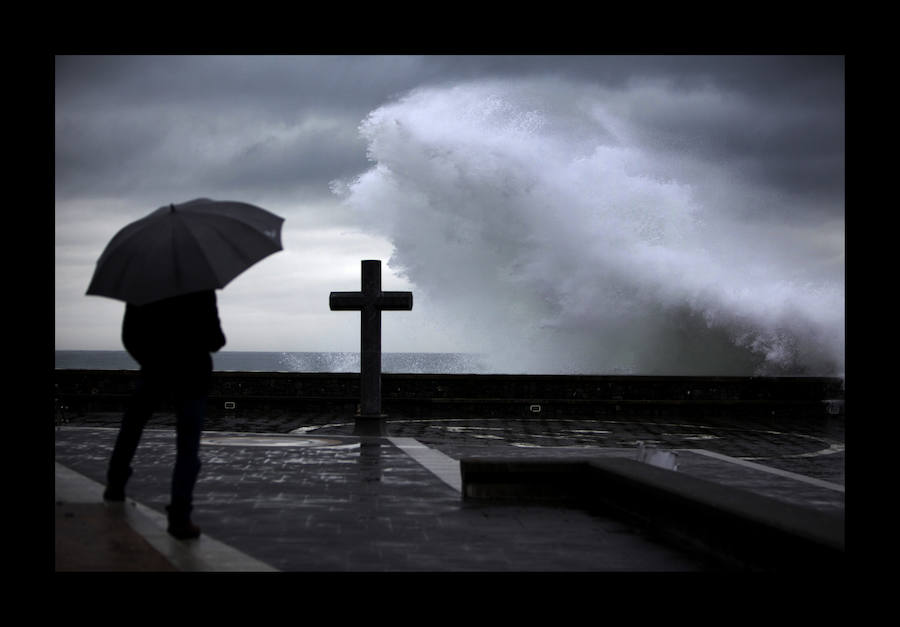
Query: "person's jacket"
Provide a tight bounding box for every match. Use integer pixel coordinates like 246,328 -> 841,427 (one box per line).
122,290 -> 226,368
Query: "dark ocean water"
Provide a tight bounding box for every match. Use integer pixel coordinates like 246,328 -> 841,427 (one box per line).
54,350 -> 488,374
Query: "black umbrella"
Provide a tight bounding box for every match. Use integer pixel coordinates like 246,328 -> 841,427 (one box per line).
86,198 -> 284,305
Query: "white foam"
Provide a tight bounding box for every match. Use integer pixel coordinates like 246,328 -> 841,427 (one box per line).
334,79 -> 844,376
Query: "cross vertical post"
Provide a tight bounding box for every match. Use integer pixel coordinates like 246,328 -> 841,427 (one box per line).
360,259 -> 383,416
330,260 -> 413,423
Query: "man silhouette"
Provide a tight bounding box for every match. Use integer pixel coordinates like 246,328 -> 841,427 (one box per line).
103,290 -> 226,540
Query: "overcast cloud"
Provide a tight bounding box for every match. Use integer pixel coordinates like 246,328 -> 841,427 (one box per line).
54,55 -> 844,375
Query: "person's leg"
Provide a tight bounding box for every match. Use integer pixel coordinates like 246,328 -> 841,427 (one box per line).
104,371 -> 160,500
166,364 -> 210,539
171,396 -> 206,506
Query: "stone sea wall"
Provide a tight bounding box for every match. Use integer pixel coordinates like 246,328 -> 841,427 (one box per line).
54,370 -> 845,421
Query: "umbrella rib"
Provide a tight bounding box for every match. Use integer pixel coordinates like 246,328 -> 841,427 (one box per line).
171,214 -> 226,287
196,211 -> 282,249
200,217 -> 255,267
104,247 -> 138,297
193,205 -> 282,238
190,212 -> 281,279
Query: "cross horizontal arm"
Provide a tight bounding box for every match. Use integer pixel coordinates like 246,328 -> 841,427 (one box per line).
329,292 -> 365,311
329,291 -> 413,311
380,291 -> 413,311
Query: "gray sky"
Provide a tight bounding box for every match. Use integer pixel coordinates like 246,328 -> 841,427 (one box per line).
54,55 -> 844,374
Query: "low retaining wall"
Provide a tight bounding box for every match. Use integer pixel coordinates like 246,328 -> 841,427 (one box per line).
54,369 -> 845,420
460,456 -> 845,571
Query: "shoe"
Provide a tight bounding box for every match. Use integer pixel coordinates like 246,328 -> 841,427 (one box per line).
104,467 -> 132,502
166,505 -> 201,540
103,485 -> 126,502
167,520 -> 202,540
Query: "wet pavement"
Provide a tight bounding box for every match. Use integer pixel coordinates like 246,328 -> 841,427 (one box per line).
54,412 -> 845,572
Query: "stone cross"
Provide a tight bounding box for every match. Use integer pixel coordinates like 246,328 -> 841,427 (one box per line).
330,260 -> 413,417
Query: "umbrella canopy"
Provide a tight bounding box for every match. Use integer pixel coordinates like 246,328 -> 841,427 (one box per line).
86,198 -> 284,306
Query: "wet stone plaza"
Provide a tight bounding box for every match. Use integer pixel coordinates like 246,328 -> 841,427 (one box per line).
54,409 -> 845,572
311,414 -> 846,484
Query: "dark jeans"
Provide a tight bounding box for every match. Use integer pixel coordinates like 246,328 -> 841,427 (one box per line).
107,361 -> 210,509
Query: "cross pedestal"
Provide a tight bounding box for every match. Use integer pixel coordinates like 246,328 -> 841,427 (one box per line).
330,260 -> 413,435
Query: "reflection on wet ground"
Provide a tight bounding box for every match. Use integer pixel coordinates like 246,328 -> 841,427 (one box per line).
290,415 -> 845,486
60,410 -> 845,486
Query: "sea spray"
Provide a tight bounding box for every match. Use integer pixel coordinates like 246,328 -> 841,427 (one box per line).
334,79 -> 844,376
54,351 -> 487,373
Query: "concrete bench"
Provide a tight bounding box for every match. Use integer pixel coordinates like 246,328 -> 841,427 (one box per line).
460,456 -> 845,571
